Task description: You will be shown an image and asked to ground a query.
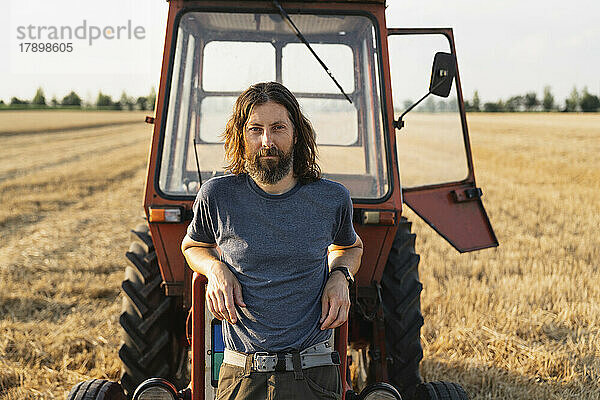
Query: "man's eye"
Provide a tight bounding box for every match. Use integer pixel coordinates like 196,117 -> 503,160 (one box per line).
248,127 -> 261,132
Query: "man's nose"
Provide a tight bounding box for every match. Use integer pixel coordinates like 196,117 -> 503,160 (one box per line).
261,130 -> 274,147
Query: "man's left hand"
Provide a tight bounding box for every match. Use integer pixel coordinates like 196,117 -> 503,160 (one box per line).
320,271 -> 351,330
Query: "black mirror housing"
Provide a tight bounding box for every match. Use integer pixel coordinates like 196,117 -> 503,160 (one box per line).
429,52 -> 456,98
394,52 -> 458,130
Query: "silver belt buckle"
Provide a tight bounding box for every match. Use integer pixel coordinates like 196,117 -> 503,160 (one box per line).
253,352 -> 274,372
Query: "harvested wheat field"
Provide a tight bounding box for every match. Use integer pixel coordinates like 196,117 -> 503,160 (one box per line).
0,110 -> 147,136
0,111 -> 599,399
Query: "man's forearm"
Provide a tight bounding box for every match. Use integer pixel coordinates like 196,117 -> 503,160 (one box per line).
328,247 -> 362,276
181,234 -> 221,277
183,246 -> 222,277
321,235 -> 362,330
327,235 -> 363,276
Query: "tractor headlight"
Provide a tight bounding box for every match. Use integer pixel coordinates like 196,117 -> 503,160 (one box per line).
358,383 -> 402,400
132,378 -> 178,400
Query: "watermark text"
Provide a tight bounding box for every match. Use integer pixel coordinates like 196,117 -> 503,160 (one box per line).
16,20 -> 146,46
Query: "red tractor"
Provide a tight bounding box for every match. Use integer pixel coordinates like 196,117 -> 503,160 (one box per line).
68,1 -> 497,399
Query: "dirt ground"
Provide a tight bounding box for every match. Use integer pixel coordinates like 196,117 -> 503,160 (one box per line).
0,111 -> 599,399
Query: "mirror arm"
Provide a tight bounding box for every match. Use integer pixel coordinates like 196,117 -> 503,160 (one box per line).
394,91 -> 431,130
393,77 -> 447,130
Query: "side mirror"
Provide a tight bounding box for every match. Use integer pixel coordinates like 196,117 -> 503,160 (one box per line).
429,52 -> 456,98
393,51 -> 457,130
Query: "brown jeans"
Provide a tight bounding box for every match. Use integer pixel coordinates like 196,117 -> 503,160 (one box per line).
216,362 -> 342,400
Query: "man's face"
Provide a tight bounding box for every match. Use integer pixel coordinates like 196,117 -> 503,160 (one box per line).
243,101 -> 295,184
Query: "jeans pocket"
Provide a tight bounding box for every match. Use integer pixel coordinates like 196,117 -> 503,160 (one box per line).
216,364 -> 244,400
303,366 -> 342,400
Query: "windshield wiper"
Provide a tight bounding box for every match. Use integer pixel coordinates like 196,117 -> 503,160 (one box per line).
272,0 -> 352,104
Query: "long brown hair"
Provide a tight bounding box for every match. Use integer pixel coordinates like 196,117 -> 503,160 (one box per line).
222,82 -> 321,183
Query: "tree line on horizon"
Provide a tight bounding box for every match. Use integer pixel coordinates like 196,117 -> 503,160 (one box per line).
398,86 -> 600,114
464,86 -> 600,113
3,85 -> 599,113
0,87 -> 156,111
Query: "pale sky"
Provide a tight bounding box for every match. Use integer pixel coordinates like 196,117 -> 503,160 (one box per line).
0,0 -> 598,105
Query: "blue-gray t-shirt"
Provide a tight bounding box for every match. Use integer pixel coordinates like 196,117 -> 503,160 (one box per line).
187,173 -> 357,353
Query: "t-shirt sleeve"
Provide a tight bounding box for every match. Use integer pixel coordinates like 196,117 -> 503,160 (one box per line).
186,187 -> 217,244
332,187 -> 357,246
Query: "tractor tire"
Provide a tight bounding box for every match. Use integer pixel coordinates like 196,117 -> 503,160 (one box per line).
119,224 -> 188,396
381,217 -> 424,399
414,381 -> 469,400
66,379 -> 126,400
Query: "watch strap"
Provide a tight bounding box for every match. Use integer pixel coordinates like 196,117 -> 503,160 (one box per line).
329,266 -> 355,286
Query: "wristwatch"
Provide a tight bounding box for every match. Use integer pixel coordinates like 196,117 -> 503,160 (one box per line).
329,266 -> 355,287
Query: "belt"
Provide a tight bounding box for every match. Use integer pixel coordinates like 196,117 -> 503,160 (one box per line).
223,341 -> 341,373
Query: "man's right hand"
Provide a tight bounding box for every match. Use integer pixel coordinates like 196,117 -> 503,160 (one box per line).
206,260 -> 246,324
181,235 -> 247,324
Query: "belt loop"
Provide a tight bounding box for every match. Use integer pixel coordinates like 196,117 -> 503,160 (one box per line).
243,353 -> 253,377
275,352 -> 287,372
291,351 -> 303,380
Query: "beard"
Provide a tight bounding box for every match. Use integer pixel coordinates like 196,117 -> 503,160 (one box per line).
245,145 -> 293,185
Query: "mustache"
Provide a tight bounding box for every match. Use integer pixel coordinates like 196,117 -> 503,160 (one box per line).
256,146 -> 282,158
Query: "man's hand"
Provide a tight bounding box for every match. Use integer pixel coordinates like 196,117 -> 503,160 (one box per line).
181,235 -> 247,325
206,260 -> 246,324
320,271 -> 351,330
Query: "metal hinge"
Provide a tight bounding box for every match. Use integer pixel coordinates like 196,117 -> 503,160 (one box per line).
451,187 -> 483,203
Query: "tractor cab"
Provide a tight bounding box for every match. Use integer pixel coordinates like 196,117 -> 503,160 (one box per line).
147,2 -> 496,296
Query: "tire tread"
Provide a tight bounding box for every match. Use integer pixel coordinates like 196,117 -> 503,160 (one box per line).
119,224 -> 187,396
67,379 -> 125,400
382,217 -> 424,399
415,381 -> 469,400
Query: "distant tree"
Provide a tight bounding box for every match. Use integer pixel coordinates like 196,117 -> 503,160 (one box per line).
50,96 -> 59,107
32,87 -> 46,106
120,91 -> 135,111
580,87 -> 600,112
446,96 -> 458,112
10,97 -> 28,105
564,87 -> 579,112
472,90 -> 480,111
421,96 -> 436,112
96,91 -> 114,108
505,95 -> 524,112
524,92 -> 539,111
483,101 -> 504,112
402,99 -> 413,110
62,91 -> 82,107
542,86 -> 554,111
136,96 -> 148,111
147,87 -> 157,111
465,91 -> 480,112
437,99 -> 449,112
0,99 -> 5,106
447,96 -> 459,112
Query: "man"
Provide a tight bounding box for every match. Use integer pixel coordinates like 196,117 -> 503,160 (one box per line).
181,81 -> 362,400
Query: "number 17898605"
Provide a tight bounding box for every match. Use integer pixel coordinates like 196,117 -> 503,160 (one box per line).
19,42 -> 73,52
